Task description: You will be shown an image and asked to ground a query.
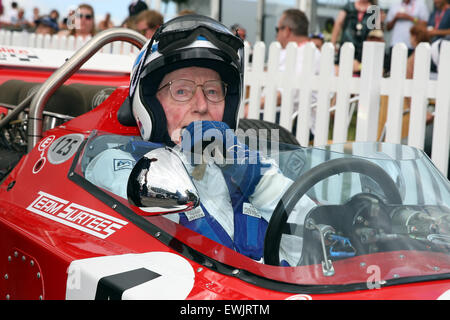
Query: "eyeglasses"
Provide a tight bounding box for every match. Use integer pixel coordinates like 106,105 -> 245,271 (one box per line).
275,26 -> 286,33
76,13 -> 93,20
158,79 -> 227,103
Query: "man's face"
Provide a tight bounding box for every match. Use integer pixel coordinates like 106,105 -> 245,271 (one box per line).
135,19 -> 158,39
76,7 -> 94,35
237,28 -> 246,40
156,67 -> 226,144
276,15 -> 289,48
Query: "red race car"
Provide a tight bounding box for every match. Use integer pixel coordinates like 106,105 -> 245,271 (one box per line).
1,28 -> 450,301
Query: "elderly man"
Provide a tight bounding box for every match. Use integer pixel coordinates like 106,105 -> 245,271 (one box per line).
85,14 -> 315,265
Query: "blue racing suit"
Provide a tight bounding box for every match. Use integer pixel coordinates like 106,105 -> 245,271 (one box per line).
85,121 -> 315,264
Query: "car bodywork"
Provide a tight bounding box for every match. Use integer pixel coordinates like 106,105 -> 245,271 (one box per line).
1,29 -> 450,300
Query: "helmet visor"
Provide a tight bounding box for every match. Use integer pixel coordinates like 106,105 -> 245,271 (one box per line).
153,14 -> 243,58
161,14 -> 231,34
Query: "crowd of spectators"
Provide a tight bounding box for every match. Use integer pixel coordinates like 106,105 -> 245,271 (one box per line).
327,0 -> 449,76
0,0 -> 163,40
0,0 -> 447,173
0,0 -> 448,69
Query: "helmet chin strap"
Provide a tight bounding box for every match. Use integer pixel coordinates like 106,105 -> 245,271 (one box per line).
145,95 -> 176,147
146,96 -> 175,147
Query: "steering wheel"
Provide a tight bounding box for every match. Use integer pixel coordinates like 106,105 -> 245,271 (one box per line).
263,157 -> 402,266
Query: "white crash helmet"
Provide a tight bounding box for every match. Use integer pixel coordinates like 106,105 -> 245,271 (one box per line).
129,14 -> 244,146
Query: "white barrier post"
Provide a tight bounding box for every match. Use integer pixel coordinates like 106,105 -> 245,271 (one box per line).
313,42 -> 335,146
279,42 -> 300,132
294,42 -> 315,146
332,42 -> 355,143
407,43 -> 431,149
385,43 -> 407,144
262,41 -> 281,123
35,34 -> 44,48
0,30 -> 6,45
27,33 -> 36,48
43,34 -> 52,49
246,41 -> 265,120
431,41 -> 450,177
356,41 -> 385,142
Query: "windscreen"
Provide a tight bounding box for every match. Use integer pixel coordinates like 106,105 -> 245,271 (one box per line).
75,131 -> 450,292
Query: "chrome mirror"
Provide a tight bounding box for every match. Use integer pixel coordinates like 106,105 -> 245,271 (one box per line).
127,147 -> 200,215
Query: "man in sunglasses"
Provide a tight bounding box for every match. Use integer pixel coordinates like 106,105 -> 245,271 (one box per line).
252,9 -> 321,139
85,14 -> 315,265
59,3 -> 96,38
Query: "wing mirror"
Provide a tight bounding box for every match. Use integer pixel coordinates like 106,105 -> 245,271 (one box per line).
127,147 -> 200,216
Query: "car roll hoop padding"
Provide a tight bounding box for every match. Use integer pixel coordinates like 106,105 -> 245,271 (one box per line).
27,28 -> 147,153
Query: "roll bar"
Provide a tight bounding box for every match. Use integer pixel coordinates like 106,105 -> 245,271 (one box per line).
27,28 -> 147,152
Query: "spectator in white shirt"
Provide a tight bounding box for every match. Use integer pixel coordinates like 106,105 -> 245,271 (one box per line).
386,0 -> 429,53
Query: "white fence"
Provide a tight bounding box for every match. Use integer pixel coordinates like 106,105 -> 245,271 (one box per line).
241,40 -> 450,177
0,29 -> 138,55
1,29 -> 449,177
